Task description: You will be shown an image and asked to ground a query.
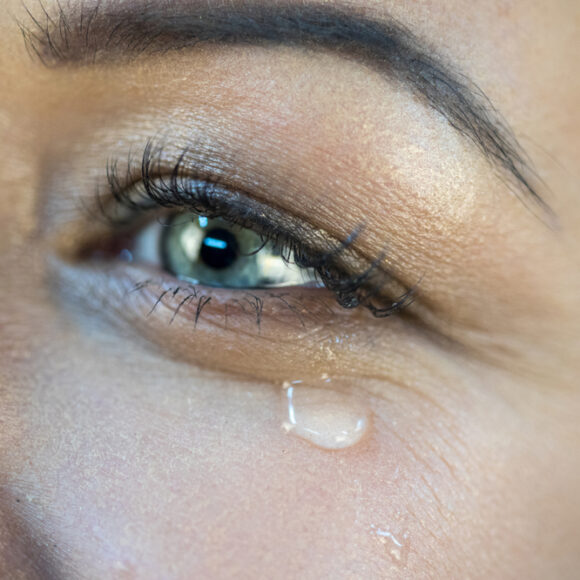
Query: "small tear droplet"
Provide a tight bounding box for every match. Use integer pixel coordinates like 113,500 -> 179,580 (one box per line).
282,379 -> 303,390
280,378 -> 370,450
371,525 -> 411,568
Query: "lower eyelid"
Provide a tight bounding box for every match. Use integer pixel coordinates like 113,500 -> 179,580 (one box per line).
52,259 -> 367,380
50,256 -> 456,406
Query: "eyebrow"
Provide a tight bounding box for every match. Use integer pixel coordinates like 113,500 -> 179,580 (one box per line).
21,1 -> 549,216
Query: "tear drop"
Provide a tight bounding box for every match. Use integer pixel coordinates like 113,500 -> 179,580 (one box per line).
281,377 -> 370,450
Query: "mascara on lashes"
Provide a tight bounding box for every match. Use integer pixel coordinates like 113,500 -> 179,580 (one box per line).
97,141 -> 416,318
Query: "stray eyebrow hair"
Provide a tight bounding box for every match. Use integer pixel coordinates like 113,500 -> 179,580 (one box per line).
21,0 -> 550,217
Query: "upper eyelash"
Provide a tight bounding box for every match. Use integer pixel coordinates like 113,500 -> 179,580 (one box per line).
100,140 -> 416,318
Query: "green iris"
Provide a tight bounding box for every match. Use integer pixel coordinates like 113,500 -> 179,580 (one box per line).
161,215 -> 318,289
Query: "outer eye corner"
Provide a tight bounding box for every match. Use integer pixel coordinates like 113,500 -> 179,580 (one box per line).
95,151 -> 414,319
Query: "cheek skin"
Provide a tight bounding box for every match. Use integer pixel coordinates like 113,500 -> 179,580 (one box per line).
2,278 -> 578,580
0,75 -> 578,580
0,2 -> 579,579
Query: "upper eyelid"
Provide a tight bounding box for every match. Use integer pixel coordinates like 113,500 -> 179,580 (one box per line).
95,141 -> 416,318
21,0 -> 551,221
102,140 -> 370,266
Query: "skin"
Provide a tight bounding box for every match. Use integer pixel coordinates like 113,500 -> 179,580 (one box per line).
0,0 -> 579,578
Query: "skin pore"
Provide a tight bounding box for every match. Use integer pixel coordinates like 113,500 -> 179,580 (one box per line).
0,0 -> 579,578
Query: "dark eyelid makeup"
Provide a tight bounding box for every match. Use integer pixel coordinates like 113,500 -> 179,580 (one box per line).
89,140 -> 416,318
22,0 -> 549,218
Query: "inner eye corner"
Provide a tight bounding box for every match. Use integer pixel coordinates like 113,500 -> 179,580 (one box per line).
92,153 -> 413,318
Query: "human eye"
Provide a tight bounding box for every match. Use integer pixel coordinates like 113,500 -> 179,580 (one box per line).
50,137 -> 421,452
38,0 -> 549,466
133,212 -> 318,289
77,141 -> 414,322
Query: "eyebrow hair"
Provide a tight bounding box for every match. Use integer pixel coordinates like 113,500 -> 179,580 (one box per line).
21,1 -> 550,217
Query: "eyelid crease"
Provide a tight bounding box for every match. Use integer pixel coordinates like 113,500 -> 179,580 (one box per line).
96,139 -> 416,319
20,0 -> 553,223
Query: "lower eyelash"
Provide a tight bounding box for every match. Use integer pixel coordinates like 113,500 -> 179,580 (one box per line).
128,279 -> 343,332
100,140 -> 415,318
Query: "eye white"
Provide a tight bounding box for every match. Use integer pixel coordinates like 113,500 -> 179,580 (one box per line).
131,214 -> 319,289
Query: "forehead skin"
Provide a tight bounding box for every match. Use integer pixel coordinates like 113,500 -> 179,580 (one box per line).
0,1 -> 579,579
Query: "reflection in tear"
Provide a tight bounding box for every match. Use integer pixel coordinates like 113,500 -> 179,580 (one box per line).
370,524 -> 411,568
280,376 -> 370,450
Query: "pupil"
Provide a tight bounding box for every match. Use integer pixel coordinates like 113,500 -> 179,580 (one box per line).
200,228 -> 239,270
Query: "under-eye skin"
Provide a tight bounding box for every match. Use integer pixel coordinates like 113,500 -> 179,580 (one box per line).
84,140 -> 417,319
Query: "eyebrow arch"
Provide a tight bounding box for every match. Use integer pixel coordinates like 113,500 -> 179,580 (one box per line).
21,1 -> 550,217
